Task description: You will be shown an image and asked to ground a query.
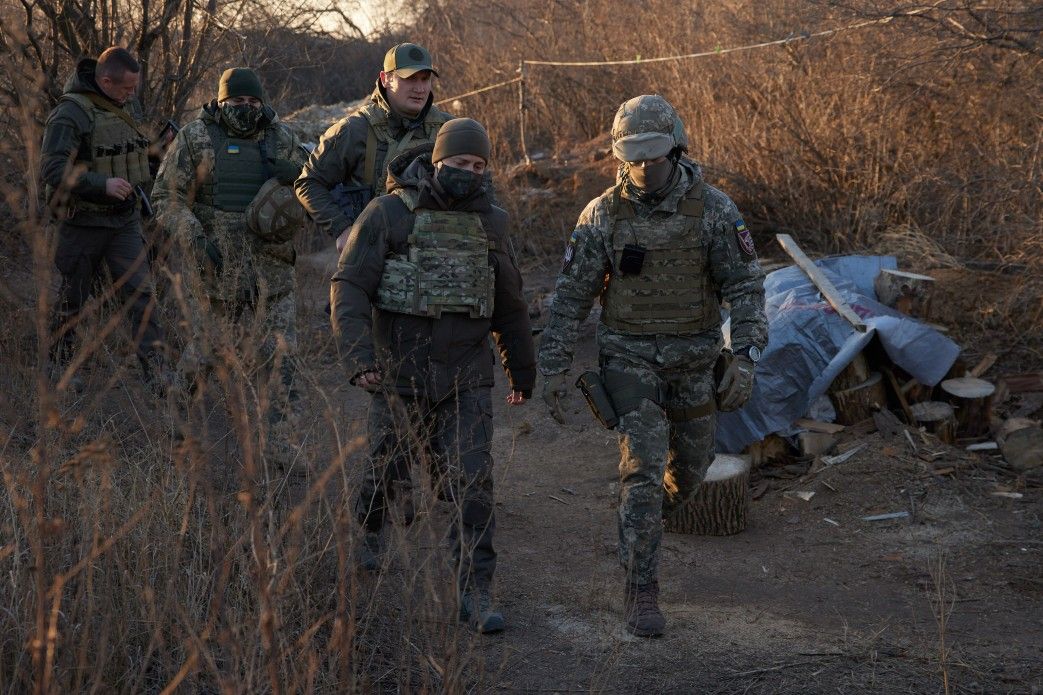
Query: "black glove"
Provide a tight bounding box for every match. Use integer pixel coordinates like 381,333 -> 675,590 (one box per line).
269,158 -> 301,185
192,236 -> 223,274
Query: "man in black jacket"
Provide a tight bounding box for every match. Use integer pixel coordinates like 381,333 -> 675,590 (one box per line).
331,119 -> 534,633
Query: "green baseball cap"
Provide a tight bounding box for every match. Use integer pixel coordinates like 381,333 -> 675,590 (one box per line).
383,43 -> 438,78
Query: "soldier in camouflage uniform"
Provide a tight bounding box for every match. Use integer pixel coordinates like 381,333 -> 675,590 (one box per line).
538,95 -> 767,637
332,119 -> 534,633
153,68 -> 307,472
295,43 -> 453,253
40,47 -> 168,392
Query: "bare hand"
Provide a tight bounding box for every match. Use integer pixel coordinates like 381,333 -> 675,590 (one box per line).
355,370 -> 383,391
336,227 -> 350,253
105,177 -> 133,201
506,390 -> 527,406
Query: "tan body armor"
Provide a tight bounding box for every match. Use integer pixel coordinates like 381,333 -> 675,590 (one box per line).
359,103 -> 450,196
59,92 -> 151,211
375,190 -> 495,319
600,181 -> 721,335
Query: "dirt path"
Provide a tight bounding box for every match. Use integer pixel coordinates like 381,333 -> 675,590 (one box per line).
299,250 -> 1042,694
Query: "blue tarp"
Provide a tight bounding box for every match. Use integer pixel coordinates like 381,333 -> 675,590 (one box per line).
716,255 -> 960,453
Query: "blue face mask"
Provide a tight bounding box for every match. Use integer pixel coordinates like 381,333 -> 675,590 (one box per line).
436,164 -> 483,200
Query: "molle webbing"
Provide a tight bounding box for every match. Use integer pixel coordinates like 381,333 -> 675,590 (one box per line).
203,121 -> 277,212
374,206 -> 495,319
60,93 -> 152,210
360,103 -> 448,196
601,182 -> 721,335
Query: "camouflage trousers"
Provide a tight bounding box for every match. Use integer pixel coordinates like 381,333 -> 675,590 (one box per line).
358,387 -> 497,588
606,354 -> 718,585
176,286 -> 301,472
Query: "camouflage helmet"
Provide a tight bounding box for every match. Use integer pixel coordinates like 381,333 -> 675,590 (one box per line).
246,178 -> 306,243
611,94 -> 688,162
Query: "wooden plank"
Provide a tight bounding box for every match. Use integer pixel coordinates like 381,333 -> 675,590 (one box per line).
969,353 -> 997,378
794,418 -> 846,434
999,372 -> 1043,394
776,234 -> 867,332
882,366 -> 916,424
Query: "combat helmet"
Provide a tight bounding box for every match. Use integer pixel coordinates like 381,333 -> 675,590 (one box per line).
246,178 -> 306,243
610,94 -> 688,162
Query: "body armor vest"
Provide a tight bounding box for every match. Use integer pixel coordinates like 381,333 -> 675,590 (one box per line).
359,103 -> 450,197
600,181 -> 721,335
375,190 -> 495,319
199,121 -> 276,212
59,93 -> 151,211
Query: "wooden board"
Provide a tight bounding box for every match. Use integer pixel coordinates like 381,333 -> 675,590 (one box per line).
776,234 -> 867,332
664,455 -> 751,535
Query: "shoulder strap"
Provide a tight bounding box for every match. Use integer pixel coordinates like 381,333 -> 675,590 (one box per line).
677,180 -> 705,217
81,92 -> 148,138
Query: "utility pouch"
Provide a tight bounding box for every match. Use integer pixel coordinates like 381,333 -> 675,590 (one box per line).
575,370 -> 619,430
618,244 -> 646,275
330,183 -> 373,234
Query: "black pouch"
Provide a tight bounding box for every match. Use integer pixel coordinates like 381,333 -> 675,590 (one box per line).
618,244 -> 646,275
713,349 -> 734,410
575,371 -> 619,429
330,183 -> 374,232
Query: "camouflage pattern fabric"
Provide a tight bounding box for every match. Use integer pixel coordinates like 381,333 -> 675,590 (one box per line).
358,387 -> 497,587
538,158 -> 767,583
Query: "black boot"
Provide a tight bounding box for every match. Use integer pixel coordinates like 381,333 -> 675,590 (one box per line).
624,580 -> 666,637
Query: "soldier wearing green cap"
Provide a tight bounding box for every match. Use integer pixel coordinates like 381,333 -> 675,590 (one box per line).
40,46 -> 170,392
331,118 -> 534,634
537,95 -> 768,637
153,67 -> 308,473
294,42 -> 456,253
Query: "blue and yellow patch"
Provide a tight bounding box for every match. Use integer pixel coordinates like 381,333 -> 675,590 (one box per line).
734,218 -> 756,259
227,144 -> 240,154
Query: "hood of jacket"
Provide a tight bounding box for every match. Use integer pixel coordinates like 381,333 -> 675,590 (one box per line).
63,58 -> 107,99
384,142 -> 491,213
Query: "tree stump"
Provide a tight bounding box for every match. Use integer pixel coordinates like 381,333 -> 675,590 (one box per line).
664,454 -> 751,536
831,371 -> 887,425
910,401 -> 957,444
940,377 -> 996,438
997,418 -> 1043,472
828,353 -> 870,393
874,269 -> 935,318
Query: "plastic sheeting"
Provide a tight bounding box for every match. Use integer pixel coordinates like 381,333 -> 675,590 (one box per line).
716,255 -> 960,453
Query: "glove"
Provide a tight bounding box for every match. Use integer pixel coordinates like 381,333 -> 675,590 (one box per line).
191,236 -> 223,274
541,372 -> 570,424
716,355 -> 755,412
269,158 -> 301,185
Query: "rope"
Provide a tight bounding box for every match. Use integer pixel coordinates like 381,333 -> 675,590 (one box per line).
435,76 -> 522,106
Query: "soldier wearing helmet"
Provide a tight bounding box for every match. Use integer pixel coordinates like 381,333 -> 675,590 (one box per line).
153,67 -> 308,473
537,95 -> 767,637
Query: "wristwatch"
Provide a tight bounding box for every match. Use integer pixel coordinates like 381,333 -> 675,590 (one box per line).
734,345 -> 762,363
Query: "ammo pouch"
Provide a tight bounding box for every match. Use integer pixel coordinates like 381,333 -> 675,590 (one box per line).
575,371 -> 619,429
330,183 -> 373,232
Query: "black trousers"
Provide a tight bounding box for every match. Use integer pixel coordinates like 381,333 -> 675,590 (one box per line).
51,218 -> 164,365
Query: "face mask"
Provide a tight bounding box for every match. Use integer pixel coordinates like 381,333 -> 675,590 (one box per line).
220,103 -> 262,135
628,158 -> 674,192
436,164 -> 483,200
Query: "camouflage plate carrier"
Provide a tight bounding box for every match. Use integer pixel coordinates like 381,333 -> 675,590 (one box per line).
600,180 -> 721,335
375,189 -> 495,319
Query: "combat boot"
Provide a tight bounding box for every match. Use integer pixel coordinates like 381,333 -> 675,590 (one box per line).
459,586 -> 505,634
356,532 -> 382,572
624,580 -> 666,637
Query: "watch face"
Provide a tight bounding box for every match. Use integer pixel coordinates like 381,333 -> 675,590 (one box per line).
747,346 -> 762,363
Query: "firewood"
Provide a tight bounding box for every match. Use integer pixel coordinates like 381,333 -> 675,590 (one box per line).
831,372 -> 887,425
874,268 -> 935,318
941,377 -> 996,438
910,401 -> 957,444
664,455 -> 751,536
828,353 -> 870,393
996,418 -> 1043,472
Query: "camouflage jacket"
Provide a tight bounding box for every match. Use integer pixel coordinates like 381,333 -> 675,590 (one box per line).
153,102 -> 306,302
331,144 -> 535,401
538,160 -> 767,375
294,82 -> 452,238
40,58 -> 144,227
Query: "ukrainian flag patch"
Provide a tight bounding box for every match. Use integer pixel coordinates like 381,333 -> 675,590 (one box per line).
734,219 -> 756,258
227,144 -> 240,154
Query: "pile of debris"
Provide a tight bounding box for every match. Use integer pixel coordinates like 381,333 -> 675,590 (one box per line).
282,98 -> 366,147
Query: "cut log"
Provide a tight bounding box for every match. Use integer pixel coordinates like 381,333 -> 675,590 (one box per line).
664,454 -> 751,535
744,434 -> 791,468
828,353 -> 871,393
941,377 -> 996,438
798,431 -> 837,456
999,372 -> 1043,394
969,353 -> 997,378
874,269 -> 935,318
910,401 -> 957,444
776,234 -> 867,332
996,418 -> 1043,472
831,371 -> 887,425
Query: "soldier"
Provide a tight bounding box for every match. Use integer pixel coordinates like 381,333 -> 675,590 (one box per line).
294,42 -> 453,253
537,95 -> 767,637
331,119 -> 534,633
41,46 -> 168,391
153,67 -> 307,472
